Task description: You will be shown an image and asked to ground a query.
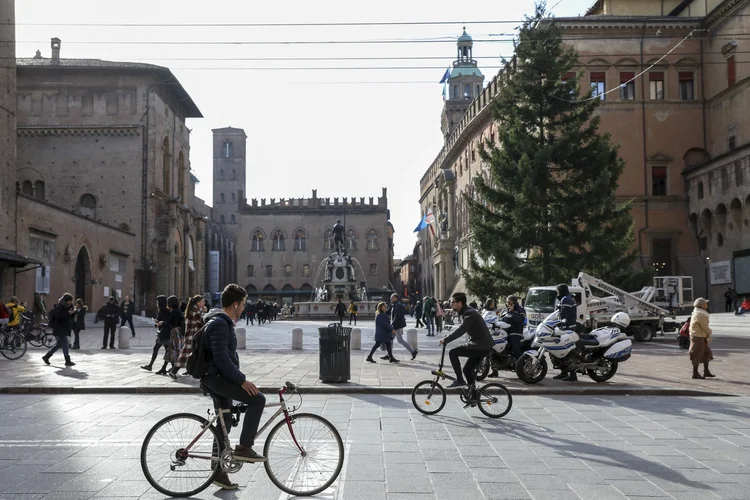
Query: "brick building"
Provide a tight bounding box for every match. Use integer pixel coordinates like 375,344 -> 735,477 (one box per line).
237,188 -> 395,304
418,0 -> 747,306
11,38 -> 235,312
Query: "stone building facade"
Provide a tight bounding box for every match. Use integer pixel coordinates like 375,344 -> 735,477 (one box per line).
419,0 -> 745,305
237,189 -> 395,304
12,39 -> 236,313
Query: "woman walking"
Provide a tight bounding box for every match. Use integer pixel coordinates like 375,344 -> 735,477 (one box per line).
71,299 -> 87,349
170,294 -> 205,379
414,300 -> 424,328
689,297 -> 715,379
141,295 -> 171,373
366,302 -> 399,364
164,295 -> 185,377
42,293 -> 76,366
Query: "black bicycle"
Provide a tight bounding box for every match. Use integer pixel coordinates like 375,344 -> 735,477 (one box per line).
411,343 -> 512,418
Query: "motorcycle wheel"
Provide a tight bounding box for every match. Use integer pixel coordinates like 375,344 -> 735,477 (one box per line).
475,356 -> 490,381
587,359 -> 618,382
515,355 -> 548,385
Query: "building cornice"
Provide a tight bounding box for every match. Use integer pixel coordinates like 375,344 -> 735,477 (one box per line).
17,125 -> 141,137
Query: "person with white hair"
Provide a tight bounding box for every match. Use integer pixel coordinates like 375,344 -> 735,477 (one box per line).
689,297 -> 715,379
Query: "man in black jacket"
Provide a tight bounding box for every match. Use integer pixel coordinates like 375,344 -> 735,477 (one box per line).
200,284 -> 266,491
102,296 -> 119,349
386,294 -> 417,360
42,293 -> 76,366
120,295 -> 136,337
439,292 -> 493,390
334,298 -> 346,325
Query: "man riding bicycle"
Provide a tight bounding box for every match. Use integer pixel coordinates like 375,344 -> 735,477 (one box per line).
439,292 -> 494,394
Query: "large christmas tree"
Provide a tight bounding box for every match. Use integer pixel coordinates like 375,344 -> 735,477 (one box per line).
466,3 -> 649,298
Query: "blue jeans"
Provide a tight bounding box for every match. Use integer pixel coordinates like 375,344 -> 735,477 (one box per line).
425,316 -> 435,334
46,334 -> 69,359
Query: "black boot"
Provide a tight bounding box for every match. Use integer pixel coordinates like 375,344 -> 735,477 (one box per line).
42,354 -> 51,365
561,372 -> 577,382
703,363 -> 715,378
64,356 -> 75,367
553,372 -> 567,380
155,362 -> 168,375
692,367 -> 704,379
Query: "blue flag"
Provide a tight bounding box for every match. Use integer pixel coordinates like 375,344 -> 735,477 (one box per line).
413,214 -> 428,233
439,68 -> 451,84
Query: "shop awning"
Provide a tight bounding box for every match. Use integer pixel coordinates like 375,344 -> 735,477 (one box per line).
0,249 -> 42,268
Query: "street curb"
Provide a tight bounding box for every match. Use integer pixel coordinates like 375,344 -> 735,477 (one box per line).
0,386 -> 736,397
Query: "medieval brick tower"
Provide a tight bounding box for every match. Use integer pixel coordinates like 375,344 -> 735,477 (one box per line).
212,127 -> 247,235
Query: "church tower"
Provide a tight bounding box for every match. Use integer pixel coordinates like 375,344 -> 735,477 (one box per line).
212,127 -> 247,236
440,28 -> 485,139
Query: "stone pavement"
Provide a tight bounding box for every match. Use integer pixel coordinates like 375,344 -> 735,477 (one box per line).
1,313 -> 748,396
0,393 -> 748,499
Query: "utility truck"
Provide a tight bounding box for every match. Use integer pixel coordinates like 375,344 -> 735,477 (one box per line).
524,273 -> 694,342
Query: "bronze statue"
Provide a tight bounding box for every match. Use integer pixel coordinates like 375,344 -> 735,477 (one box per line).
332,219 -> 346,255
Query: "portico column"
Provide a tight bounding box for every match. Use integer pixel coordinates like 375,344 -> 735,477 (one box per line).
433,263 -> 440,299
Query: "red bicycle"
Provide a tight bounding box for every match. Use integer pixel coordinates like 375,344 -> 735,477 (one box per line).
140,381 -> 344,497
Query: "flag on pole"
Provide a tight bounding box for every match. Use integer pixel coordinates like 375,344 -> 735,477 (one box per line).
413,214 -> 428,233
439,68 -> 451,84
425,207 -> 435,225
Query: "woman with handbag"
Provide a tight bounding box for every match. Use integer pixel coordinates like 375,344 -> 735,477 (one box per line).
689,297 -> 715,379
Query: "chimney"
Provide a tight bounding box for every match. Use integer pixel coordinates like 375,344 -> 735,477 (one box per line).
51,37 -> 61,62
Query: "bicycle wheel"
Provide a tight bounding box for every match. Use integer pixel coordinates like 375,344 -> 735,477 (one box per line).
27,331 -> 44,347
264,413 -> 344,497
411,380 -> 446,415
1,332 -> 27,360
42,333 -> 57,348
141,413 -> 220,498
475,383 -> 512,419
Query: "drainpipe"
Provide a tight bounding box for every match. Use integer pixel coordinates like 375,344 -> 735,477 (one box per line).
700,37 -> 707,150
638,23 -> 650,268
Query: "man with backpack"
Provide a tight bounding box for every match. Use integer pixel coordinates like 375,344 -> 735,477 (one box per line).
198,284 -> 266,490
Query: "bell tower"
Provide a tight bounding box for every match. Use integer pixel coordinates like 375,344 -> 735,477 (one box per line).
212,127 -> 247,237
440,28 -> 485,139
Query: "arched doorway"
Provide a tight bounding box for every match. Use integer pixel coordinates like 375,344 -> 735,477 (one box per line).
74,247 -> 92,305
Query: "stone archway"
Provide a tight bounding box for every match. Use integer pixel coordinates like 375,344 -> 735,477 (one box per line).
74,246 -> 92,306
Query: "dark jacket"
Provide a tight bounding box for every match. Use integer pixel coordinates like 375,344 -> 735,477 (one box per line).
415,303 -> 423,318
444,306 -> 493,350
74,307 -> 87,332
156,308 -> 171,341
389,301 -> 407,330
50,302 -> 73,337
557,295 -> 577,327
102,302 -> 119,324
375,312 -> 394,342
244,302 -> 255,314
120,300 -> 135,318
169,308 -> 185,336
203,310 -> 245,386
335,302 -> 346,316
501,306 -> 524,337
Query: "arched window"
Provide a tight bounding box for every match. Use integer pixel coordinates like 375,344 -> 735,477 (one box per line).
232,169 -> 237,180
464,83 -> 471,98
21,180 -> 33,196
346,229 -> 357,251
231,193 -> 236,202
294,230 -> 307,251
80,194 -> 96,218
272,230 -> 285,251
230,215 -> 236,224
302,264 -> 311,277
246,265 -> 254,277
369,263 -> 378,276
323,229 -> 333,250
698,181 -> 704,199
177,151 -> 185,199
284,265 -> 293,278
220,215 -> 225,224
251,230 -> 264,252
223,141 -> 233,158
34,181 -> 45,200
366,229 -> 379,251
452,85 -> 458,98
220,193 -> 225,203
162,137 -> 171,195
265,265 -> 273,278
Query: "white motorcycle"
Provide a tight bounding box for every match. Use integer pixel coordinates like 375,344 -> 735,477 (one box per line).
475,311 -> 546,383
515,311 -> 633,384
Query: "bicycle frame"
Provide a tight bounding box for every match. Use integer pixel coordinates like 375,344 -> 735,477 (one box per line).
183,383 -> 305,462
430,344 -> 456,383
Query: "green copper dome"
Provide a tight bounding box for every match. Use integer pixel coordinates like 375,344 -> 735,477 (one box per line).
458,28 -> 472,43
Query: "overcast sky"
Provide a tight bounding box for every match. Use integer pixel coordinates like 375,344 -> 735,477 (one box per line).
15,0 -> 593,258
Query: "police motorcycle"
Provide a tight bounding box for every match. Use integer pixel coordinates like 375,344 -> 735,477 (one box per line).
515,311 -> 633,384
475,310 -> 547,384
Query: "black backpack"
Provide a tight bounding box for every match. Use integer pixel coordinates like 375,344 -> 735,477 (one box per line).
185,320 -> 214,380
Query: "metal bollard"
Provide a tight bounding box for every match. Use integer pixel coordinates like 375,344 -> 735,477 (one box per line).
292,328 -> 303,350
407,328 -> 418,350
350,328 -> 361,350
118,326 -> 131,349
235,327 -> 246,349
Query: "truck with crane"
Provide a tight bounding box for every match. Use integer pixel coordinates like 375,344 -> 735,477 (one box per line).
523,273 -> 694,342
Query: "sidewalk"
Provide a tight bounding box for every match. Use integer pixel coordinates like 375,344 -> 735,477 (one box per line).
2,313 -> 748,396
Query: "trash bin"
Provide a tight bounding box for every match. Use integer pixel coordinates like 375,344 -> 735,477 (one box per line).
318,323 -> 352,382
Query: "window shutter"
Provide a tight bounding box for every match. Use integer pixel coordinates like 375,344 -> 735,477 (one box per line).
649,72 -> 664,81
590,72 -> 605,81
678,71 -> 693,81
620,72 -> 635,83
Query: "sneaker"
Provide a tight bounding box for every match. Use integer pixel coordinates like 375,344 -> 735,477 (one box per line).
168,371 -> 177,380
233,445 -> 266,463
101,346 -> 106,350
110,346 -> 116,349
212,470 -> 238,490
411,350 -> 418,360
448,380 -> 467,388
